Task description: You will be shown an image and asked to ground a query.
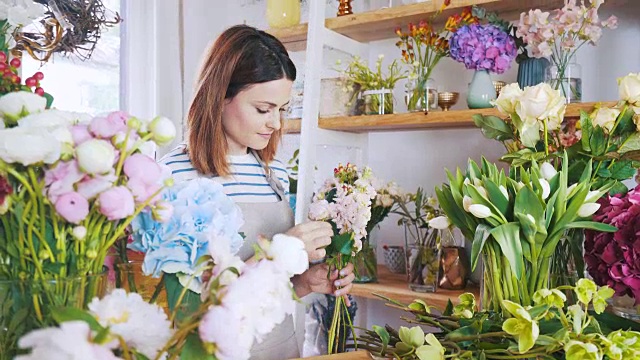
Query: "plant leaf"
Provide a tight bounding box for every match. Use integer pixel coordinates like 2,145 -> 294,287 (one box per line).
473,114 -> 513,141
489,223 -> 524,280
589,126 -> 606,156
565,221 -> 617,232
471,224 -> 491,271
51,307 -> 103,332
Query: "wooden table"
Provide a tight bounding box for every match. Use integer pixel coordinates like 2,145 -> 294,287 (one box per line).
292,350 -> 372,360
351,265 -> 479,308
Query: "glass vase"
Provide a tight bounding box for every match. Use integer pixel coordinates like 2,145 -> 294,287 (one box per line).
403,220 -> 440,293
467,70 -> 496,109
266,0 -> 301,28
362,88 -> 394,115
545,56 -> 582,103
115,261 -> 169,313
0,273 -> 108,360
549,229 -> 582,305
405,77 -> 437,112
354,231 -> 378,283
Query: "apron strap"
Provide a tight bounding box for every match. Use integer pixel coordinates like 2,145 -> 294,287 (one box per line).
250,150 -> 287,201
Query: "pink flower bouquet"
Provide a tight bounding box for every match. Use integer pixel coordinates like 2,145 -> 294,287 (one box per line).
585,185 -> 640,304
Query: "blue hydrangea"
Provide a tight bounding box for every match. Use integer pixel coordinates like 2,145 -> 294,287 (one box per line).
129,178 -> 244,279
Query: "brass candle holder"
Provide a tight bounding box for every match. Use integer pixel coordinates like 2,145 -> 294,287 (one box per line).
437,92 -> 459,111
493,80 -> 506,97
337,0 -> 353,16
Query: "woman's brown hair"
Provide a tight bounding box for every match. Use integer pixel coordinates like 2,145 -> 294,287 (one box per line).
187,25 -> 296,176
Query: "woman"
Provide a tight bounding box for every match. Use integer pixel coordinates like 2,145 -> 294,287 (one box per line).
161,25 -> 355,359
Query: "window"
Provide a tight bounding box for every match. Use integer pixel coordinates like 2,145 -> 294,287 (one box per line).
22,0 -> 121,115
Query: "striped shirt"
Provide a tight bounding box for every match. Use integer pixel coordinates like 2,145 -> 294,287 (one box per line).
160,145 -> 290,203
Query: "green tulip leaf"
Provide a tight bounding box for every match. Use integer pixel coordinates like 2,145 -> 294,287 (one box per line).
565,221 -> 617,232
514,186 -> 543,225
489,223 -> 523,280
471,224 -> 491,271
484,178 -> 509,216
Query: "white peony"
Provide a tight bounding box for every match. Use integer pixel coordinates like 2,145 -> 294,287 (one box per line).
88,289 -> 172,359
76,139 -> 116,175
0,91 -> 46,124
16,321 -> 119,360
618,72 -> 640,106
591,107 -> 621,133
493,83 -> 524,115
268,234 -> 309,276
148,116 -> 176,145
7,0 -> 43,27
516,84 -> 566,130
18,109 -> 91,128
0,127 -> 61,165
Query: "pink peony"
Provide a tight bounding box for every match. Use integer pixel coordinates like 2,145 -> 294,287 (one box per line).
76,171 -> 117,200
124,153 -> 161,185
70,124 -> 93,146
585,185 -> 640,304
44,160 -> 85,203
127,178 -> 162,205
98,186 -> 135,220
54,192 -> 89,224
89,111 -> 129,139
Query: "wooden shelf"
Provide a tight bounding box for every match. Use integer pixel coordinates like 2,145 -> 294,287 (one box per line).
269,0 -> 570,51
287,102 -> 616,133
293,350 -> 372,360
351,265 -> 479,308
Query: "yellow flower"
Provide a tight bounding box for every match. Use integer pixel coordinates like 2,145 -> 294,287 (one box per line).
501,300 -> 539,353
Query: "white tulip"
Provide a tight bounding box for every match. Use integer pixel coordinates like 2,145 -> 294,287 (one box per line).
585,190 -> 601,203
618,72 -> 640,106
0,127 -> 61,165
469,204 -> 492,218
539,179 -> 551,200
578,203 -> 601,217
540,162 -> 558,180
567,183 -> 578,198
148,116 -> 176,145
0,91 -> 46,124
591,107 -> 621,133
75,139 -> 116,175
428,216 -> 450,230
476,186 -> 488,199
493,83 -> 524,115
463,195 -> 473,212
515,181 -> 525,191
268,234 -> 309,276
499,185 -> 509,199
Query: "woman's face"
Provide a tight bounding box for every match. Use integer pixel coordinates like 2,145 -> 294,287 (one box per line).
222,78 -> 293,155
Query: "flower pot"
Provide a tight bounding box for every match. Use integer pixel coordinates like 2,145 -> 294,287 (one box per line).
517,57 -> 549,88
0,272 -> 108,359
467,70 -> 496,109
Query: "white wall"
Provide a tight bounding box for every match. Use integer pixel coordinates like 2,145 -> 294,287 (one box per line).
178,0 -> 640,333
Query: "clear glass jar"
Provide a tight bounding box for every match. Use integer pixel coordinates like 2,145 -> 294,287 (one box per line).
362,88 -> 394,115
545,56 -> 582,103
405,77 -> 437,112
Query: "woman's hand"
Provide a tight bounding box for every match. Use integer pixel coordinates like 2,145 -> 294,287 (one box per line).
285,221 -> 333,262
292,262 -> 355,306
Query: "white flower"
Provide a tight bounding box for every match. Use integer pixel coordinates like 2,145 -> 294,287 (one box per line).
618,72 -> 640,106
428,216 -> 450,230
578,202 -> 601,217
76,139 -> 116,175
16,321 -> 119,360
376,194 -> 394,207
0,127 -> 61,165
468,204 -> 492,218
72,226 -> 87,241
591,107 -> 621,133
308,199 -> 330,220
199,306 -> 254,360
538,179 -> 550,200
148,116 -> 176,145
540,162 -> 557,180
493,83 -> 524,115
207,233 -> 245,289
499,185 -> 509,199
0,91 -> 46,124
18,109 -> 91,128
268,234 -> 309,276
516,83 -> 566,132
462,195 -> 473,212
567,183 -> 578,198
88,289 -> 172,359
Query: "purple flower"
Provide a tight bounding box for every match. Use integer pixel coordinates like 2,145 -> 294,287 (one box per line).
585,185 -> 640,305
449,24 -> 517,74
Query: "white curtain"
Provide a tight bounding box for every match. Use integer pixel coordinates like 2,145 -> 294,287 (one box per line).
121,0 -> 185,158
